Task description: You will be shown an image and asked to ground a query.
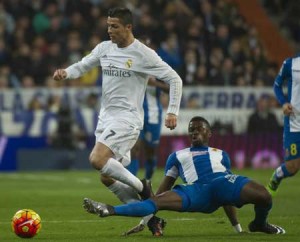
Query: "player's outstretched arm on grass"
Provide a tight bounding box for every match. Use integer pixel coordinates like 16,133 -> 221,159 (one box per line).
223,205 -> 243,233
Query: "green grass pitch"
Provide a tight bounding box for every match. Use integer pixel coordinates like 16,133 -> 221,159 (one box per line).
0,169 -> 299,242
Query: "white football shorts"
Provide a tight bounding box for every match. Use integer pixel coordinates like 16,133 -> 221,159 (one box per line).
95,120 -> 140,167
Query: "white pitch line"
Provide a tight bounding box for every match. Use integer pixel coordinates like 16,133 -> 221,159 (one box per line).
45,218 -> 198,223
76,178 -> 93,184
2,216 -> 291,225
172,218 -> 197,221
0,173 -> 65,182
0,217 -> 204,225
42,220 -> 107,223
0,173 -> 93,184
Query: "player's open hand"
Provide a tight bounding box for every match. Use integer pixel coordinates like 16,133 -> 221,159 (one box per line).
165,113 -> 177,130
53,69 -> 67,81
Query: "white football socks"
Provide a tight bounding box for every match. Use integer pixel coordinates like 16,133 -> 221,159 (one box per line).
108,180 -> 154,226
108,180 -> 140,204
101,158 -> 143,192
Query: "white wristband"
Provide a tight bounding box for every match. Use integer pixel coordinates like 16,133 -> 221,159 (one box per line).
233,223 -> 242,233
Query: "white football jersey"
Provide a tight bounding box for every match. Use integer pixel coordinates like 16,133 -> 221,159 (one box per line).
65,39 -> 182,130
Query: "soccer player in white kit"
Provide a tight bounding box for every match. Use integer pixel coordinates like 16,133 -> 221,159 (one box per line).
53,6 -> 182,217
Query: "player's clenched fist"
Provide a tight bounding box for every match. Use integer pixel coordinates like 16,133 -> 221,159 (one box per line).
53,69 -> 67,81
165,113 -> 177,130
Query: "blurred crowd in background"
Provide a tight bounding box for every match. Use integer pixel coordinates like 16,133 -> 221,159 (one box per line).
1,0 -> 297,91
1,0 -> 296,169
262,0 -> 300,48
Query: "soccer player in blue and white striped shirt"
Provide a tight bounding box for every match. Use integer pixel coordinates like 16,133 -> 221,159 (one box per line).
84,116 -> 285,235
267,56 -> 300,195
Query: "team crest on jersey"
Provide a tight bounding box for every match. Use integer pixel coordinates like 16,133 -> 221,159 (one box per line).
125,59 -> 133,68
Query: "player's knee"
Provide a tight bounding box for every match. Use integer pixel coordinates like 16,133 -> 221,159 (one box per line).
150,197 -> 161,210
258,188 -> 272,206
89,152 -> 105,170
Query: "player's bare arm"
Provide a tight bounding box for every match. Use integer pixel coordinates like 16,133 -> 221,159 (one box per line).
223,205 -> 243,233
155,176 -> 176,195
53,69 -> 67,81
165,113 -> 177,130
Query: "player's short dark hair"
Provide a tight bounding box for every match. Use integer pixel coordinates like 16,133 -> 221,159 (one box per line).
190,116 -> 211,129
108,7 -> 133,25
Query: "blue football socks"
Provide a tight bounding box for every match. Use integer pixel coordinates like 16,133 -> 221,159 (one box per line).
145,158 -> 157,180
126,159 -> 139,176
114,199 -> 157,217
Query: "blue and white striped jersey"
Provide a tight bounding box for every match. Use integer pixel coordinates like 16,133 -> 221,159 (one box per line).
274,56 -> 300,132
165,146 -> 231,184
143,86 -> 163,125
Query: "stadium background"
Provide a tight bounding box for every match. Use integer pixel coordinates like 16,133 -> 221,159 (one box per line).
2,1 -> 300,241
0,0 -> 298,171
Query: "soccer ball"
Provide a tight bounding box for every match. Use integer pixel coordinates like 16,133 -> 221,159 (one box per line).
11,209 -> 42,238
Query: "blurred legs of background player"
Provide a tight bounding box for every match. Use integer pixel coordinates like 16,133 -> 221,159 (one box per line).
126,125 -> 160,181
267,112 -> 300,195
267,157 -> 300,195
126,139 -> 141,176
126,77 -> 167,180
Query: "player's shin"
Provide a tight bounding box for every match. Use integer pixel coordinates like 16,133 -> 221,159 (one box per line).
108,180 -> 140,203
114,199 -> 157,217
273,164 -> 293,182
252,203 -> 272,226
101,158 -> 143,192
268,163 -> 293,193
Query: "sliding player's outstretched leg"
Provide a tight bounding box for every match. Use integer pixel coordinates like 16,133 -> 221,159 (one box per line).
83,198 -> 114,217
